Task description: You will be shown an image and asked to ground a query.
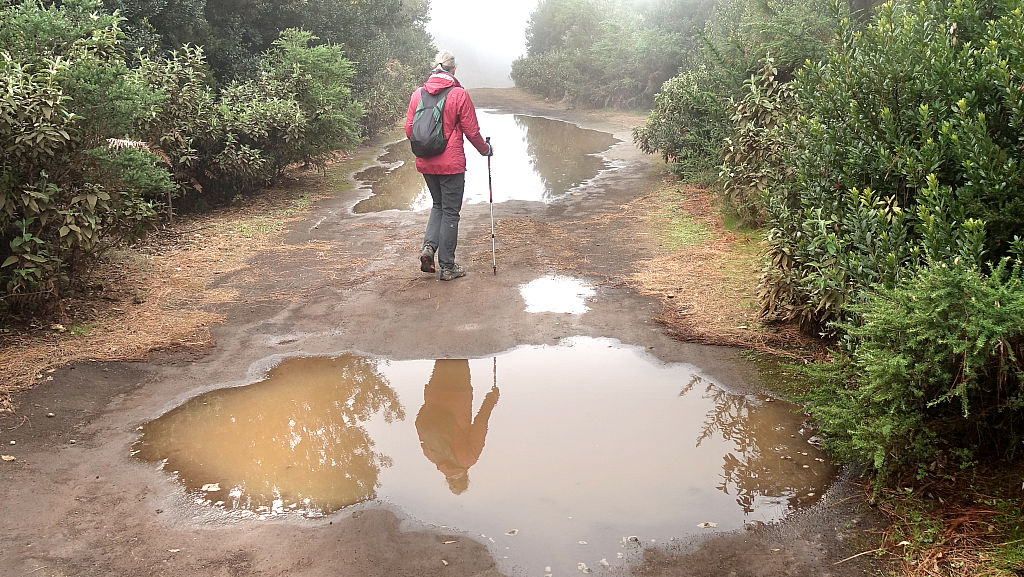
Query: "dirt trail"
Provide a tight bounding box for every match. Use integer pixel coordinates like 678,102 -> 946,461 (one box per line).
0,88 -> 882,577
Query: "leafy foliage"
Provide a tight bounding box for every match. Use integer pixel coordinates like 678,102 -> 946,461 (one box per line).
1,0 -> 372,313
633,0 -> 842,177
720,57 -> 794,223
633,62 -> 731,178
106,0 -> 433,137
513,0 -> 715,109
1,0 -> 168,307
760,0 -> 1024,333
806,258 -> 1024,486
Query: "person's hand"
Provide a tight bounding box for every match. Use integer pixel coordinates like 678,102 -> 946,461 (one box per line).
485,142 -> 494,157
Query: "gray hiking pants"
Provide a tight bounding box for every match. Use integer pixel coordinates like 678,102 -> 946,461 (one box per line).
422,172 -> 465,270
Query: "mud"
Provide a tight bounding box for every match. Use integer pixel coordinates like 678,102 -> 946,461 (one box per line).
131,338 -> 834,576
0,88 -> 884,577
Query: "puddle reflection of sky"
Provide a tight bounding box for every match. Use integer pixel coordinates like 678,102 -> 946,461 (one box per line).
135,337 -> 833,577
352,110 -> 619,213
519,275 -> 595,314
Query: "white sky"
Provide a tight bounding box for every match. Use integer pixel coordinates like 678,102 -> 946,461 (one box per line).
426,0 -> 540,88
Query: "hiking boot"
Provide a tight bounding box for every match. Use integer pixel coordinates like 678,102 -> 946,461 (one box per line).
420,245 -> 436,273
439,263 -> 466,281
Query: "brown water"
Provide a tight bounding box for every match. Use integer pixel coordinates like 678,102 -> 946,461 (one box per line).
351,111 -> 619,213
134,338 -> 833,576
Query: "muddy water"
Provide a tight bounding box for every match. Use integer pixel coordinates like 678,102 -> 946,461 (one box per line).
352,110 -> 619,213
135,338 -> 832,576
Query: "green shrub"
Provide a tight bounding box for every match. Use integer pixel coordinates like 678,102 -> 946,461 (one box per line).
806,257 -> 1024,487
513,0 -> 712,109
634,0 -> 842,179
761,0 -> 1024,332
260,29 -> 362,171
1,0 -> 169,309
720,57 -> 794,223
135,30 -> 363,204
633,63 -> 731,178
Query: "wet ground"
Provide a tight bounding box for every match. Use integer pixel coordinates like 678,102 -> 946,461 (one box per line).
352,111 -> 618,213
133,338 -> 833,576
0,88 -> 883,577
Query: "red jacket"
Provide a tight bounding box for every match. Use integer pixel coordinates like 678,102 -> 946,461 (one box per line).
405,72 -> 489,175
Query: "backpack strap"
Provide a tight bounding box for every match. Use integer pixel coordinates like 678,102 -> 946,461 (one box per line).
418,85 -> 455,136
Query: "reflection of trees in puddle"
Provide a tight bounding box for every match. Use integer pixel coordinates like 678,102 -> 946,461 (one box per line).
687,376 -> 824,514
351,142 -> 428,213
134,355 -> 404,515
513,115 -> 617,201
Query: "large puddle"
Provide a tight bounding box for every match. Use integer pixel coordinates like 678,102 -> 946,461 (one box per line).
134,338 -> 832,576
352,111 -> 619,213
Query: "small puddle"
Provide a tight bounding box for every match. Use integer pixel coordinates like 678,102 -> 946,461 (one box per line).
134,338 -> 833,576
352,111 -> 619,213
519,275 -> 595,314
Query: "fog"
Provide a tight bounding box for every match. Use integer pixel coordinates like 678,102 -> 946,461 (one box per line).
426,0 -> 540,88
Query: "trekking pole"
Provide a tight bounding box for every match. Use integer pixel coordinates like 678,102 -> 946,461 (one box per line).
486,137 -> 496,275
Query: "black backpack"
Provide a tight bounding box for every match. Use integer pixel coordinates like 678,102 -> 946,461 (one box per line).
409,86 -> 455,158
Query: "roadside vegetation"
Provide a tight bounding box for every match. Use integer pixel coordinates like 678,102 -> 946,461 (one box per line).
0,0 -> 431,317
615,0 -> 1024,573
511,0 -> 716,109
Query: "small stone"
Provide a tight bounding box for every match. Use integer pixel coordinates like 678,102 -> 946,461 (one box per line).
46,413 -> 55,418
441,559 -> 449,567
697,522 -> 718,528
802,464 -> 810,469
69,440 -> 76,444
578,540 -> 588,545
505,529 -> 518,536
9,441 -> 14,445
599,559 -> 610,568
578,562 -> 591,573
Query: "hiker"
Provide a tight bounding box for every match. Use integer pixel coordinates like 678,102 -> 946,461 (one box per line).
415,359 -> 500,494
406,49 -> 492,281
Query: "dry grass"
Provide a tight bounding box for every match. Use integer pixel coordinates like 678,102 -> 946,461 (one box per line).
859,473 -> 1024,577
0,166 -> 345,413
618,178 -> 820,357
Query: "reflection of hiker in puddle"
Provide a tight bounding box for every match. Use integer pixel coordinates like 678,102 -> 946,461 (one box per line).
415,359 -> 499,494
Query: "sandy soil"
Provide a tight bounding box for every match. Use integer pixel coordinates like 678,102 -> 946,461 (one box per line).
0,88 -> 884,577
